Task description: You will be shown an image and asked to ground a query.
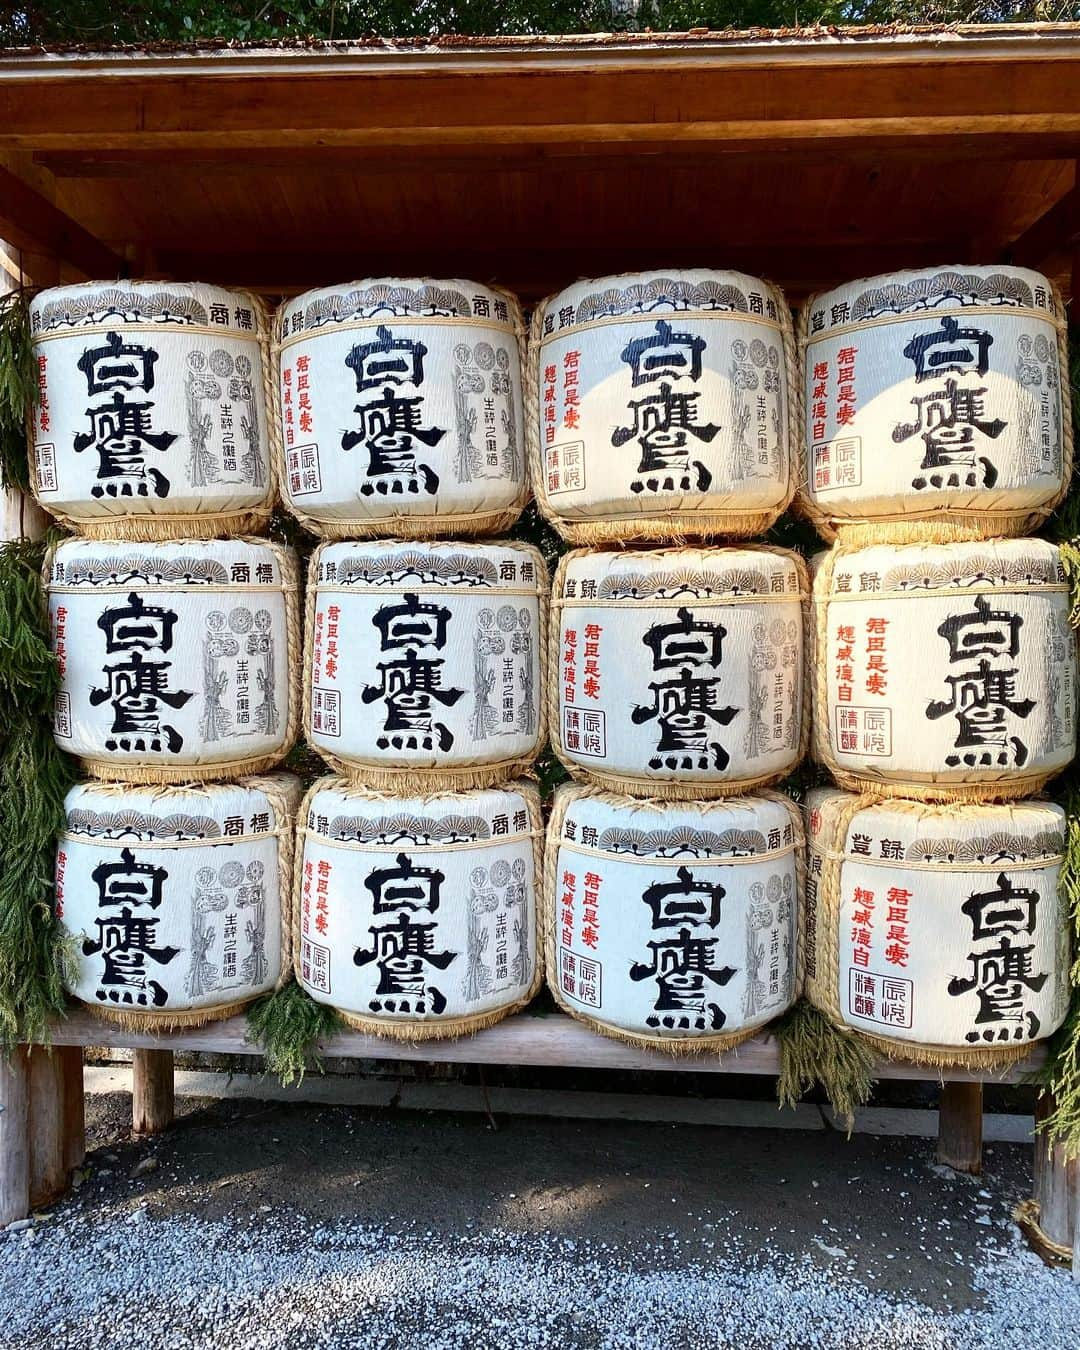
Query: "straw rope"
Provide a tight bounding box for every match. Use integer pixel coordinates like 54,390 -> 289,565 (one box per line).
525,276 -> 797,545
547,545 -> 809,800
289,776 -> 545,1041
29,285 -> 276,540
45,537 -> 301,785
302,539 -> 548,792
1014,1199 -> 1074,1264
71,772 -> 299,1031
541,783 -> 805,1054
269,282 -> 529,540
805,789 -> 1061,1070
794,275 -> 1074,545
810,540 -> 1067,803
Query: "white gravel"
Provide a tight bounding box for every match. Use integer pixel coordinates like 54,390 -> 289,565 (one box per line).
2,1199 -> 1078,1349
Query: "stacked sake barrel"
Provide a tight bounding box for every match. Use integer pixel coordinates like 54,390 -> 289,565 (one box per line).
531,270 -> 806,1051
276,279 -> 544,1037
33,281 -> 302,1028
798,265 -> 1076,1067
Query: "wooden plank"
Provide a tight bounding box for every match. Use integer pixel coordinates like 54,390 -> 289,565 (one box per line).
936,1082 -> 983,1175
1,52 -> 1080,153
0,1049 -> 30,1225
27,1047 -> 67,1208
0,163 -> 125,280
38,1008 -> 1045,1085
132,1049 -> 175,1136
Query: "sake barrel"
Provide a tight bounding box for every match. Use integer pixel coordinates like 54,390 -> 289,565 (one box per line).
28,281 -> 275,539
798,265 -> 1071,543
55,774 -> 300,1029
545,784 -> 803,1051
305,539 -> 547,789
805,787 -> 1069,1068
295,778 -> 542,1037
528,270 -> 796,543
551,546 -> 806,798
274,279 -> 528,538
47,537 -> 300,783
812,537 -> 1077,800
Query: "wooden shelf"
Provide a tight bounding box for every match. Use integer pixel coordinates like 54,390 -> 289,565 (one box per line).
41,1007 -> 1044,1085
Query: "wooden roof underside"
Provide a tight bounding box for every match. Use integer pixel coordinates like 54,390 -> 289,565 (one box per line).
0,25 -> 1078,302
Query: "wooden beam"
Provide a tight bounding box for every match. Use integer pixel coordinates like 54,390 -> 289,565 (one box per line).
936,1082 -> 983,1175
1,58 -> 1080,154
1032,1093 -> 1078,1260
1007,180 -> 1080,269
0,163 -> 125,280
0,1049 -> 29,1225
27,1047 -> 67,1208
132,1049 -> 175,1136
36,1008 -> 1045,1084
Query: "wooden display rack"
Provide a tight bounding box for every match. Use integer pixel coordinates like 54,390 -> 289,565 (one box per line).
1,22 -> 1079,1257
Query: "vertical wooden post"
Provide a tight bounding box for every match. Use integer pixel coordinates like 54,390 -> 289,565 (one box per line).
1033,1093 -> 1078,1258
936,1081 -> 983,1175
0,1048 -> 30,1225
27,1047 -> 67,1208
132,1049 -> 175,1136
59,1046 -> 85,1173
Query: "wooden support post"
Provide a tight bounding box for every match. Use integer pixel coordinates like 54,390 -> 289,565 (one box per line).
1032,1093 -> 1078,1260
59,1046 -> 85,1174
132,1049 -> 175,1136
0,1048 -> 30,1225
936,1081 -> 983,1175
27,1047 -> 67,1208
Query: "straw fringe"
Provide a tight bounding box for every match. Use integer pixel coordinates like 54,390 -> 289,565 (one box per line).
795,277 -> 1074,545
525,276 -> 797,545
81,994 -> 256,1034
541,782 -> 805,1054
46,536 -> 301,785
289,776 -> 545,1040
805,789 -> 1053,1071
303,539 -> 548,791
30,287 -> 278,540
270,284 -> 529,539
547,545 -> 809,800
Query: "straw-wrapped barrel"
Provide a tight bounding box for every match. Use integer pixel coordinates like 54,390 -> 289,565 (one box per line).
295,778 -> 543,1038
46,537 -> 300,783
528,269 -> 796,542
798,265 -> 1071,543
804,787 -> 1070,1068
812,537 -> 1076,800
28,281 -> 275,538
550,546 -> 807,798
274,279 -> 528,538
55,775 -> 300,1030
545,783 -> 803,1052
304,539 -> 547,789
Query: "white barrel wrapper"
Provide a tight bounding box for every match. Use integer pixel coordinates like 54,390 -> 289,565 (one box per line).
29,282 -> 273,533
276,279 -> 527,535
56,775 -> 299,1020
552,547 -> 805,795
813,538 -> 1077,796
48,537 -> 298,780
546,785 -> 802,1046
305,540 -> 546,784
805,788 -> 1069,1053
800,266 -> 1067,535
532,270 -> 794,539
296,780 -> 541,1034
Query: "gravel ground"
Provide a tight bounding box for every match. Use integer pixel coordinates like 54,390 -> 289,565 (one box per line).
2,1090 -> 1078,1349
